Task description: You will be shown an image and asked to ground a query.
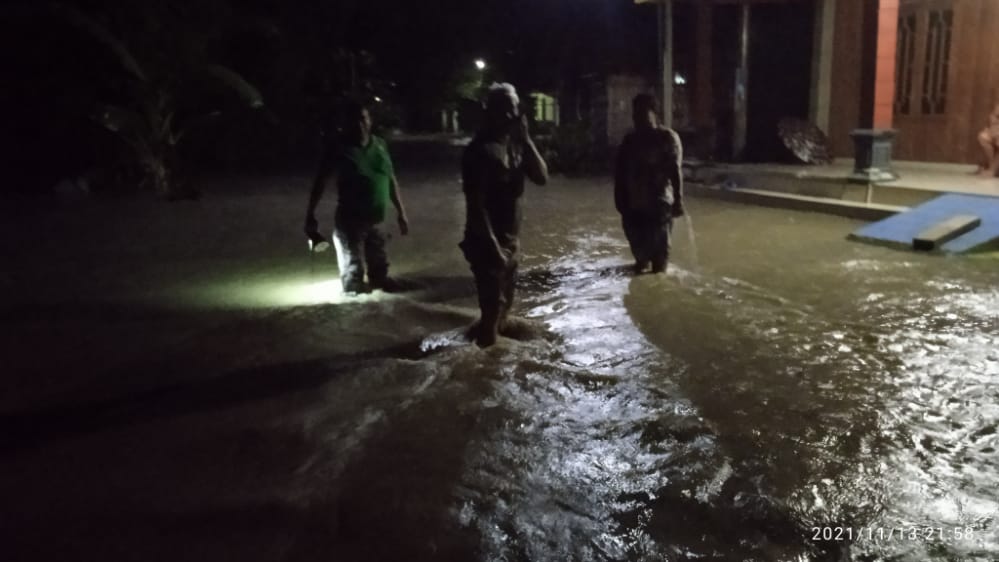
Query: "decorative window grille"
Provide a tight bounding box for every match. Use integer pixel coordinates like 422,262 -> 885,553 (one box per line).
894,14 -> 917,115
921,9 -> 953,115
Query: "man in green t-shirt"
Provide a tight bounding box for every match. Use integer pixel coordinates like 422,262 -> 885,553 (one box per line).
306,101 -> 409,294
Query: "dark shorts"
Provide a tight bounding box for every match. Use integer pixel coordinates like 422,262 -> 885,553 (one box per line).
621,211 -> 673,270
460,236 -> 519,316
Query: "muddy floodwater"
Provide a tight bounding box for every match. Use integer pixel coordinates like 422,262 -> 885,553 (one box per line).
1,143 -> 997,561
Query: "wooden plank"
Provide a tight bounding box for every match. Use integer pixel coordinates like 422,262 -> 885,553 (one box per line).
913,214 -> 981,250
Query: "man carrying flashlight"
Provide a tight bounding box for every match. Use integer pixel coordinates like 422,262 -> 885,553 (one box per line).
306,100 -> 409,294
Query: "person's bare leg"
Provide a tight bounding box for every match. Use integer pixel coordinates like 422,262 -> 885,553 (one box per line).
472,270 -> 502,347
477,301 -> 500,347
988,142 -> 999,178
977,130 -> 996,176
497,260 -> 518,336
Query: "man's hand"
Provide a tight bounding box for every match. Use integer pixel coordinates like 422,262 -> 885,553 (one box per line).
397,214 -> 410,236
304,214 -> 330,252
305,214 -> 319,235
671,202 -> 686,218
513,114 -> 530,142
494,246 -> 513,269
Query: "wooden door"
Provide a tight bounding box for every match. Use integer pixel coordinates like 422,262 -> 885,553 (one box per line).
894,0 -> 999,163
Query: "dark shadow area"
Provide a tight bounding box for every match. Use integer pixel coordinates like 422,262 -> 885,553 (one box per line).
2,348 -> 492,562
4,495 -> 482,562
1,328 -> 497,562
387,139 -> 465,173
3,403 -> 489,562
710,4 -> 742,162
0,299 -> 214,325
394,273 -> 478,303
318,390 -> 486,562
2,503 -> 316,562
745,1 -> 815,163
0,340 -> 431,457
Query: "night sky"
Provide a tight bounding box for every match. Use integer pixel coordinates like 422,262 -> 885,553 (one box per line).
2,0 -> 658,192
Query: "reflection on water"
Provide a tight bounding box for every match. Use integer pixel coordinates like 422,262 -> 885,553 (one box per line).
870,286 -> 999,560
680,215 -> 700,271
408,196 -> 998,560
3,175 -> 995,561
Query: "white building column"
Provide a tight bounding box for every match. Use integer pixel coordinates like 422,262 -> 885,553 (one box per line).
809,0 -> 836,133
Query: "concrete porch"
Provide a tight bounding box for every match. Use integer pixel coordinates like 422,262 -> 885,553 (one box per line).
686,159 -> 999,220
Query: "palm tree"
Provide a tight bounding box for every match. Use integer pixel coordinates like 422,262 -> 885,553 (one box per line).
13,3 -> 266,199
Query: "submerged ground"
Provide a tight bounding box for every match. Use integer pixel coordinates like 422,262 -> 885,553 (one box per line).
1,141 -> 997,561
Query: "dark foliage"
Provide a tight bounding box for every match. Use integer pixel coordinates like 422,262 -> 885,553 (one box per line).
1,0 -> 656,196
537,121 -> 609,177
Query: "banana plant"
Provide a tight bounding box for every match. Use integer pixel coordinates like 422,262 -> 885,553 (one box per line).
38,3 -> 266,198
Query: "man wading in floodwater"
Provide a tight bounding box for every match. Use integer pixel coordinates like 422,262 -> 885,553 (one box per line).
615,94 -> 685,274
305,100 -> 409,294
460,83 -> 549,347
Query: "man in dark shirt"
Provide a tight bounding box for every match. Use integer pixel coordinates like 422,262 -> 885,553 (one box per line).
614,94 -> 685,274
305,101 -> 409,294
460,83 -> 549,347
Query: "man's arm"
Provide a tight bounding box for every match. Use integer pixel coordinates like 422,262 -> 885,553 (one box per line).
305,148 -> 334,232
389,174 -> 409,235
516,116 -> 549,185
666,129 -> 684,217
463,151 -> 507,265
614,135 -> 629,214
378,139 -> 409,235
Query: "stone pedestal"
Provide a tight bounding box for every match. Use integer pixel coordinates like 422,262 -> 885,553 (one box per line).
849,129 -> 899,183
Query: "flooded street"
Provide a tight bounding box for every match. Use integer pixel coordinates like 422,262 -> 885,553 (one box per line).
1,142 -> 997,561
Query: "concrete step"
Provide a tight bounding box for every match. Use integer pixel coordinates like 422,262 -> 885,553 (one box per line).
691,163 -> 983,208
688,183 -> 905,221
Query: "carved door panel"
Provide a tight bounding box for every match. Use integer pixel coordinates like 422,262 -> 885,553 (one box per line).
894,0 -> 956,161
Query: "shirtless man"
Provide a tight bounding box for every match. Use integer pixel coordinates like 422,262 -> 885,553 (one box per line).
460,83 -> 549,347
976,102 -> 999,178
614,94 -> 685,274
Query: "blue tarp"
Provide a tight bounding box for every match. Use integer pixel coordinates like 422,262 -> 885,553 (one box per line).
850,193 -> 999,253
